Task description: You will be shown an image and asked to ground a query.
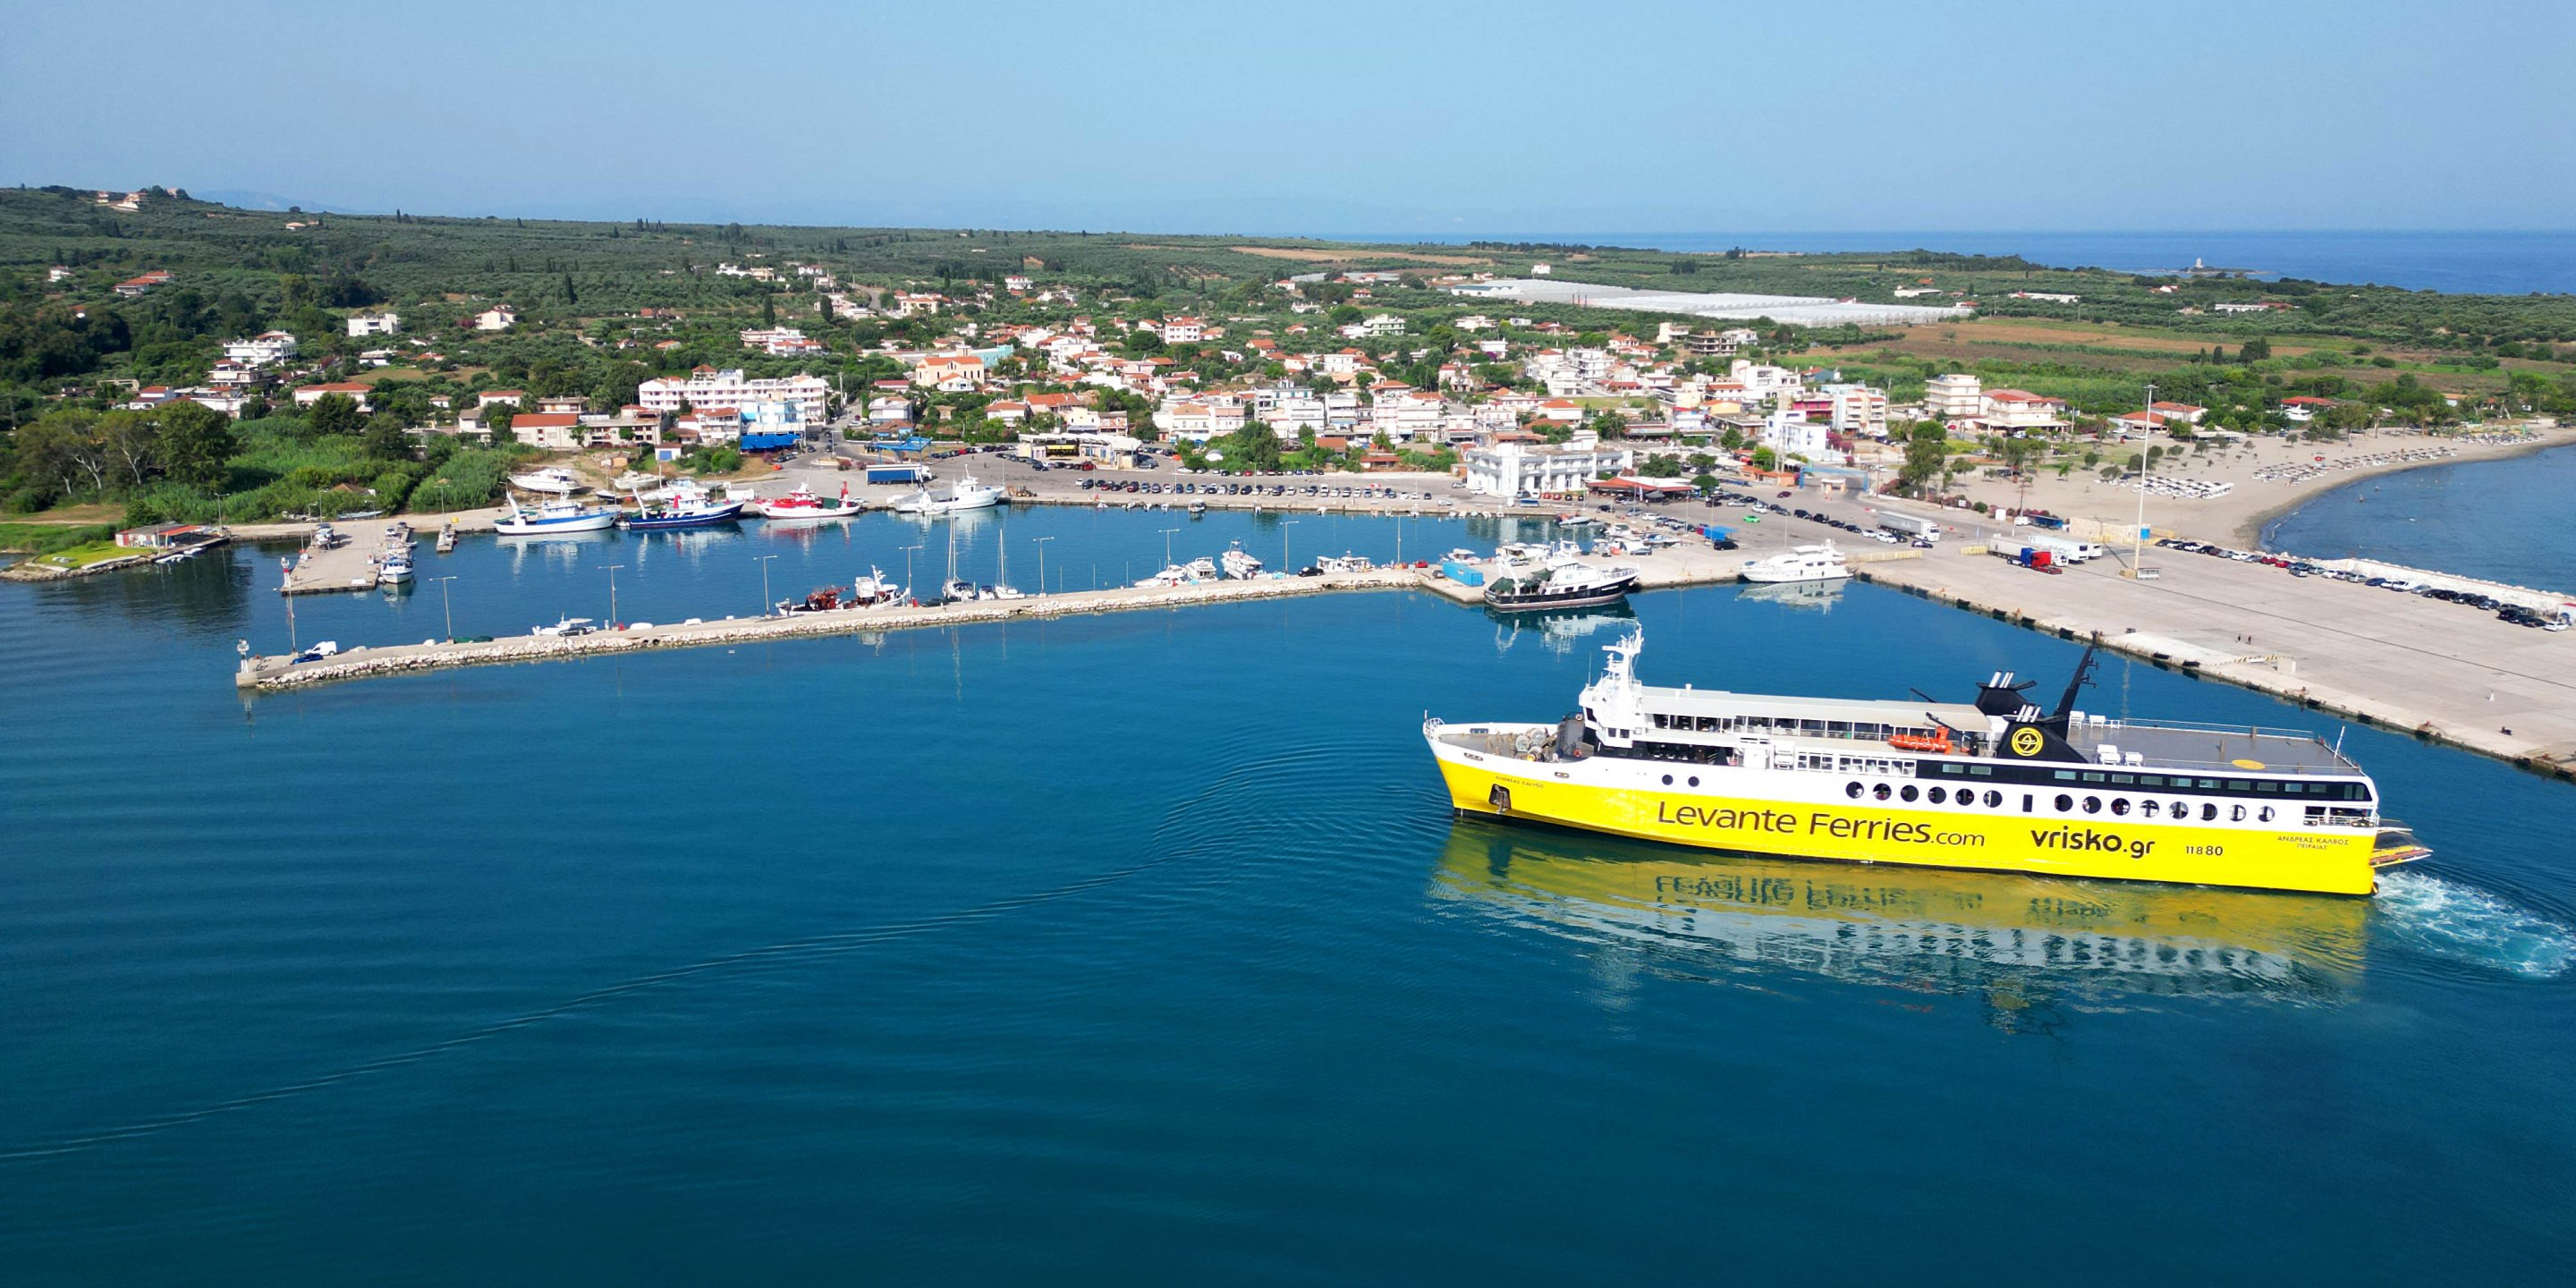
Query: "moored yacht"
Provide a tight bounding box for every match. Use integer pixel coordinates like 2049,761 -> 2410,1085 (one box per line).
508,467 -> 585,496
894,470 -> 1004,515
1741,542 -> 1851,584
752,484 -> 864,522
1220,543 -> 1265,580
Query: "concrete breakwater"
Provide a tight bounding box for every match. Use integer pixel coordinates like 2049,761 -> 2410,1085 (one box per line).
242,567 -> 1450,691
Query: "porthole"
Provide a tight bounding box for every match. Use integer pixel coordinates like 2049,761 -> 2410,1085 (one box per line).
2231,804 -> 2247,821
1688,776 -> 1699,787
2054,794 -> 2073,812
1900,785 -> 1919,802
2142,800 -> 2160,818
1985,790 -> 2004,809
1874,784 -> 1893,801
2082,796 -> 2102,814
2258,806 -> 2274,823
1845,782 -> 1864,800
1660,774 -> 1673,785
1928,786 -> 1947,804
2111,798 -> 2131,817
2202,803 -> 2218,821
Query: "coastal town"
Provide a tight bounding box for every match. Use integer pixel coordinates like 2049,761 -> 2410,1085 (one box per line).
8,191 -> 2575,782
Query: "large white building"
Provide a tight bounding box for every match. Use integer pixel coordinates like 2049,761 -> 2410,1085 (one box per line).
223,331 -> 299,368
345,311 -> 401,337
637,368 -> 830,421
1924,373 -> 1983,421
1463,439 -> 1634,499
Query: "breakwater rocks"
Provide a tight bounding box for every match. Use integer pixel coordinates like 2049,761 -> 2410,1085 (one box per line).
237,568 -> 1431,691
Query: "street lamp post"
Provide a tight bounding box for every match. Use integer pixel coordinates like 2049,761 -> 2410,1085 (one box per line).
756,554 -> 778,616
1033,536 -> 1055,596
1159,527 -> 1179,570
902,544 -> 923,601
1284,519 -> 1301,572
431,575 -> 458,641
599,563 -> 623,627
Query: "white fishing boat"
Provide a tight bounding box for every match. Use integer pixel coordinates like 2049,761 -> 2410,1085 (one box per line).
494,493 -> 619,536
530,615 -> 599,637
894,470 -> 1004,515
1220,543 -> 1265,580
1185,555 -> 1220,581
1741,542 -> 1852,585
752,483 -> 864,522
377,548 -> 415,585
507,467 -> 585,496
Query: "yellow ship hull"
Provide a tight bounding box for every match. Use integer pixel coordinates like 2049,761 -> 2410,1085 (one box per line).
1431,753 -> 2383,896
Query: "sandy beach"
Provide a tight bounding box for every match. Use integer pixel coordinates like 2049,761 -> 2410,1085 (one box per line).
1934,423 -> 2576,551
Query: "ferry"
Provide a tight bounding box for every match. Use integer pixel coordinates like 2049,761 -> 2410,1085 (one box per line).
1423,630 -> 2430,895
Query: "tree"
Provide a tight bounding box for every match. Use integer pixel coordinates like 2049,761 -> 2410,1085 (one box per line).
1690,472 -> 1719,494
97,411 -> 158,489
761,293 -> 775,326
2240,336 -> 2272,362
563,272 -> 578,307
1640,454 -> 1685,478
1749,445 -> 1778,470
362,416 -> 414,462
306,393 -> 363,436
156,401 -> 235,489
1894,420 -> 1948,494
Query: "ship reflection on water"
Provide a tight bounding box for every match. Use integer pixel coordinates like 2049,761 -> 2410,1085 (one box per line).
1735,579 -> 1845,611
1483,602 -> 1636,655
1432,822 -> 2368,1025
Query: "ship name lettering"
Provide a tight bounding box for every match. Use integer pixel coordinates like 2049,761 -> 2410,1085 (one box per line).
1656,801 -> 1797,834
2029,826 -> 2157,860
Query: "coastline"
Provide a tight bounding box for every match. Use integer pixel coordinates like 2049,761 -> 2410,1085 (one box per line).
2232,431 -> 2576,550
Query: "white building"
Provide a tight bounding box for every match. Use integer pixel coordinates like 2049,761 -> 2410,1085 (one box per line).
223,331 -> 299,368
1462,439 -> 1634,499
475,305 -> 518,331
345,311 -> 401,337
637,368 -> 830,421
1360,313 -> 1406,337
1824,385 -> 1889,436
1924,373 -> 1983,421
740,326 -> 826,356
1980,389 -> 2070,429
1762,409 -> 1829,461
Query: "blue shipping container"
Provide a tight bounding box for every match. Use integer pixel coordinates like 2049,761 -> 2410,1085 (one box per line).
1440,560 -> 1485,587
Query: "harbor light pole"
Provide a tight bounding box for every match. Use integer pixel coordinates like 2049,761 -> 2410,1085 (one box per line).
1160,526 -> 1179,569
599,563 -> 623,627
1033,536 -> 1055,596
431,575 -> 458,641
902,544 -> 923,601
1284,519 -> 1301,572
2133,382 -> 2156,576
756,555 -> 778,615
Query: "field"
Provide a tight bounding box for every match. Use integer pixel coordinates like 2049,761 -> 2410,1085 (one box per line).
1220,245 -> 1496,267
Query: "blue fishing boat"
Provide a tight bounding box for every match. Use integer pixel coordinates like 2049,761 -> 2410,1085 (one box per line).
619,479 -> 744,530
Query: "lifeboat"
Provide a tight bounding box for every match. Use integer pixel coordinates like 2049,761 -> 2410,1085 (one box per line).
1888,731 -> 1953,753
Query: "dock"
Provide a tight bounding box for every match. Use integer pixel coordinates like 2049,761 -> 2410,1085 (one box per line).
279,525 -> 408,595
236,536 -> 1911,690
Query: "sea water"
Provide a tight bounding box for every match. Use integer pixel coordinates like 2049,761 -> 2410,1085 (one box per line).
4,510 -> 2574,1284
2260,443 -> 2576,594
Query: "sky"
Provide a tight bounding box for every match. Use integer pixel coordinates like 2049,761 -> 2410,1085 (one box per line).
4,0 -> 2571,235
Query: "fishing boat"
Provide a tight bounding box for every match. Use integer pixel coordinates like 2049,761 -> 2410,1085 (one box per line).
893,470 -> 1004,515
1741,542 -> 1851,584
1423,629 -> 2432,896
507,467 -> 586,496
377,547 -> 415,585
752,483 -> 864,522
620,479 -> 745,530
1220,543 -> 1265,580
850,567 -> 906,606
1481,559 -> 1640,612
494,494 -> 619,536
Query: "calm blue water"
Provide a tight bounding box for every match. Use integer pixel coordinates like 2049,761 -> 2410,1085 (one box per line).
7,508 -> 2576,1284
2262,444 -> 2576,594
1377,231 -> 2576,295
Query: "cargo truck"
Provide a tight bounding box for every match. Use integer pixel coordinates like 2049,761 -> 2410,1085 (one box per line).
2026,533 -> 2106,564
1879,513 -> 1941,541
